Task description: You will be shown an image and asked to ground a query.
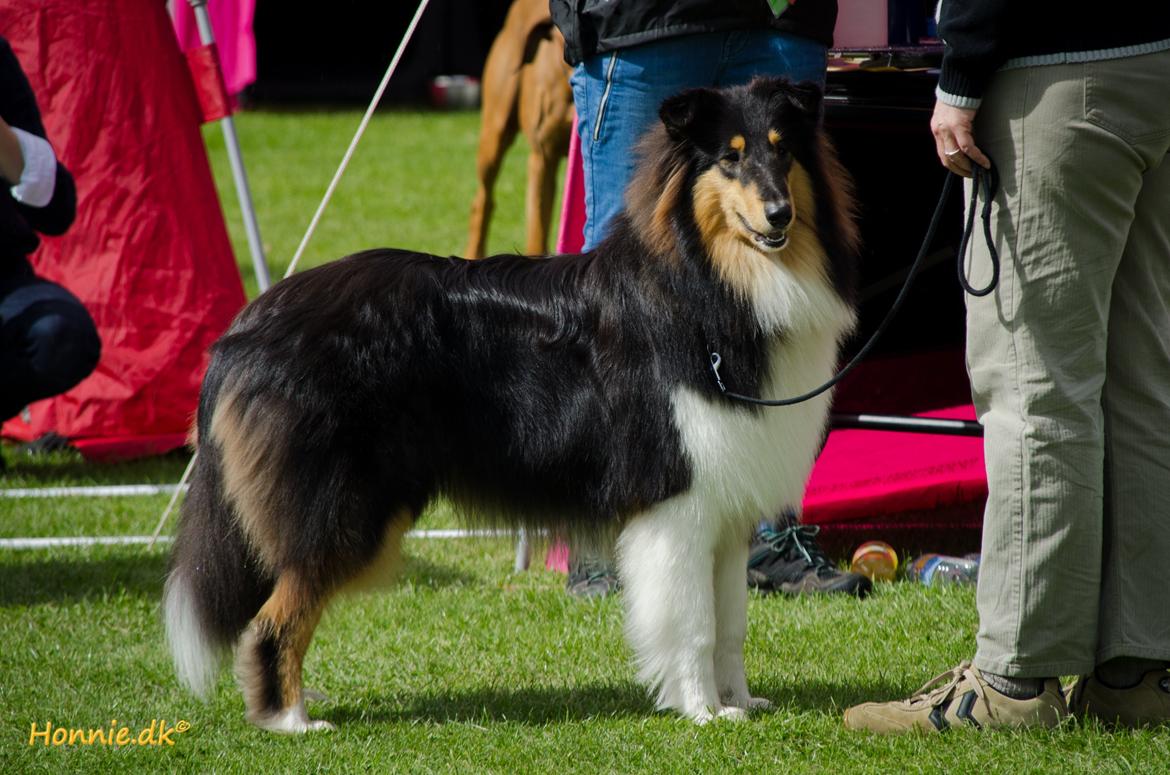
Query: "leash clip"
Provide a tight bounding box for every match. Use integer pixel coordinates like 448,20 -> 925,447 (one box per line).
709,351 -> 727,393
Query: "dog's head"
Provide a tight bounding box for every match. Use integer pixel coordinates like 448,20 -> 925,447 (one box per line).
659,77 -> 824,257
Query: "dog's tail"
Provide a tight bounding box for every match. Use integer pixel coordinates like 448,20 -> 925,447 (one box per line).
164,381 -> 272,698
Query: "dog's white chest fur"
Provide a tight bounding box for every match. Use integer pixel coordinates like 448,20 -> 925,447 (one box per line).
617,262 -> 854,723
672,260 -> 854,526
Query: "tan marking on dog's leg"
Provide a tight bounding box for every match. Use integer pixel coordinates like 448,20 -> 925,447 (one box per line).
236,571 -> 332,733
344,511 -> 412,592
209,384 -> 285,570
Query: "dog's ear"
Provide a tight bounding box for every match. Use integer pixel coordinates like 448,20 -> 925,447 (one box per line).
783,80 -> 823,117
752,77 -> 823,122
659,88 -> 725,145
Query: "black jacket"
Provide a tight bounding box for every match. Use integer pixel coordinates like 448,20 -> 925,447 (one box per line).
1,36 -> 76,268
937,1 -> 1170,105
551,0 -> 838,66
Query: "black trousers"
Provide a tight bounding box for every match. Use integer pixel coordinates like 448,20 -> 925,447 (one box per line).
0,263 -> 100,423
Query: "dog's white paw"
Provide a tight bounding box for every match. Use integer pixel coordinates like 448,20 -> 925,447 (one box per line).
689,705 -> 750,725
723,695 -> 773,712
715,706 -> 749,722
252,706 -> 336,734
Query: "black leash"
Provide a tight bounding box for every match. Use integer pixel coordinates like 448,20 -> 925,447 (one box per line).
708,162 -> 999,408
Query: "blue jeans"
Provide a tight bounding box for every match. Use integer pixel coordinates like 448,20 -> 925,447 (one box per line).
570,30 -> 828,251
0,265 -> 101,422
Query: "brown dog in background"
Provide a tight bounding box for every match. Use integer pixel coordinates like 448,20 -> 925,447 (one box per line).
465,0 -> 574,259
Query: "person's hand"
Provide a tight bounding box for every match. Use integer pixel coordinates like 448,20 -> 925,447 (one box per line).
930,100 -> 989,178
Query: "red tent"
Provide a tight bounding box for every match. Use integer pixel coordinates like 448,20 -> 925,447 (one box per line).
1,0 -> 246,460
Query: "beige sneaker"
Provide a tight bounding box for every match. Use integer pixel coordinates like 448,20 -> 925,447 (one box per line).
844,661 -> 1068,733
1066,670 -> 1170,728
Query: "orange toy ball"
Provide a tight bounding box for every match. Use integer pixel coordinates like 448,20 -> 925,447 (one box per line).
850,541 -> 898,582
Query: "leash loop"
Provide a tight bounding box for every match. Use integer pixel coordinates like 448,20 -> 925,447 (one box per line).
956,164 -> 1000,297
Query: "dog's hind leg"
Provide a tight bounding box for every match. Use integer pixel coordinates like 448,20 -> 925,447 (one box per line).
234,513 -> 412,733
235,569 -> 333,733
713,526 -> 772,712
616,502 -> 741,724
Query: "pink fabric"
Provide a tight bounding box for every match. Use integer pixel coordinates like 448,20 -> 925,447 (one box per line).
171,0 -> 257,97
1,0 -> 246,460
803,405 -> 986,526
547,118 -> 585,571
554,115 -> 586,254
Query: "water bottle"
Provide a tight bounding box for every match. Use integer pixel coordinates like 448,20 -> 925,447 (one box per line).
908,553 -> 980,585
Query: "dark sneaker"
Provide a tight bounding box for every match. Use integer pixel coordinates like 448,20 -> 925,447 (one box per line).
748,521 -> 872,597
566,557 -> 620,598
844,661 -> 1068,733
1066,670 -> 1170,728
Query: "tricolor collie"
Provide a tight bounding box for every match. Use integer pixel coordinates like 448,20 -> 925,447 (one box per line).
165,77 -> 859,732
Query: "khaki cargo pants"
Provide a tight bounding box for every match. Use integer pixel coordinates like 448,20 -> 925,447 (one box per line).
966,48 -> 1170,677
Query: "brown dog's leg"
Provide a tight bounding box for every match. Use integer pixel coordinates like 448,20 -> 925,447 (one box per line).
524,148 -> 555,256
466,23 -> 524,259
467,116 -> 517,259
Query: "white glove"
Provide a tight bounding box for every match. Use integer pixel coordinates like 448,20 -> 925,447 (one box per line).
9,125 -> 57,208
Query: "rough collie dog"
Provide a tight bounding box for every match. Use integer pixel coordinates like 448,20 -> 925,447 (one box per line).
164,77 -> 859,732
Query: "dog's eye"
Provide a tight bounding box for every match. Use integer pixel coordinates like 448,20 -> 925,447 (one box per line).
721,150 -> 741,164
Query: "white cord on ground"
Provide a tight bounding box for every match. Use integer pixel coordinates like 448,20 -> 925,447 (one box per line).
3,529 -> 517,551
146,0 -> 432,548
3,484 -> 187,499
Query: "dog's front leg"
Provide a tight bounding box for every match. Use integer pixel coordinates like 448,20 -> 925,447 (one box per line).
714,527 -> 772,713
616,506 -> 740,724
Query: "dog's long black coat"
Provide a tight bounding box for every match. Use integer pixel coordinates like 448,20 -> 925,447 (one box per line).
167,77 -> 858,728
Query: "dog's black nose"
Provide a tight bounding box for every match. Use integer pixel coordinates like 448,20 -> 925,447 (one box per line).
764,201 -> 792,229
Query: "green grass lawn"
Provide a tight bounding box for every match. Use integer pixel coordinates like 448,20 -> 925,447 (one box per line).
3,109 -> 1168,772
201,108 -> 564,296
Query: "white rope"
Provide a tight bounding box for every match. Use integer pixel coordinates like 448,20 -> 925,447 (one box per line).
146,0 -> 432,549
284,0 -> 432,279
2,529 -> 514,551
148,455 -> 195,548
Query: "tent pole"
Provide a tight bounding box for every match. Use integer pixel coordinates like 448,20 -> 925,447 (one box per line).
188,0 -> 271,292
